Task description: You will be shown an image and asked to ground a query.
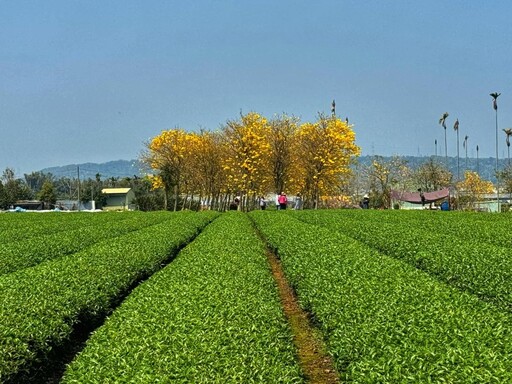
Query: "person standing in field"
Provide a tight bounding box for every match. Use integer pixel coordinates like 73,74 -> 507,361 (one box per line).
278,192 -> 288,210
259,196 -> 267,210
294,193 -> 302,210
362,194 -> 370,209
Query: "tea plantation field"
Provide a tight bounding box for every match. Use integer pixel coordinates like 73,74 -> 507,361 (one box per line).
2,210 -> 512,383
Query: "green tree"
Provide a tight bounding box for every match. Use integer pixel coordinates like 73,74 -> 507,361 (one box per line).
413,157 -> 452,192
37,181 -> 57,208
24,172 -> 54,195
365,156 -> 410,209
132,176 -> 165,211
79,178 -> 105,207
0,181 -> 6,209
1,168 -> 32,207
497,164 -> 512,210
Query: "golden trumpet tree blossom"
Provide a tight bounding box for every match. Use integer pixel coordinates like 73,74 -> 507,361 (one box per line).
148,174 -> 164,190
293,115 -> 360,208
269,114 -> 299,194
457,171 -> 494,210
141,110 -> 360,211
187,130 -> 224,203
143,128 -> 192,210
221,112 -> 272,203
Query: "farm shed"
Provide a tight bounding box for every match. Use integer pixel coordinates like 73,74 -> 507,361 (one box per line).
391,188 -> 450,210
101,188 -> 135,211
14,200 -> 45,210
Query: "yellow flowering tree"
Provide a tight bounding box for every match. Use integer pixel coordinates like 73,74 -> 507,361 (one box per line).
269,114 -> 299,195
187,130 -> 225,210
221,112 -> 272,210
367,155 -> 411,209
293,115 -> 360,208
457,171 -> 494,210
141,110 -> 361,211
143,128 -> 190,211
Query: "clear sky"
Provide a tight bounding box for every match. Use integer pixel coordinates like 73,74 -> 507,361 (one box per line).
2,1 -> 512,175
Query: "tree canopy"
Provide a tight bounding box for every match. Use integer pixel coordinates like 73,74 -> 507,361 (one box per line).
142,112 -> 360,210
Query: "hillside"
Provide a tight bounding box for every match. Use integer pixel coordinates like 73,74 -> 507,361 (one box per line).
39,160 -> 147,180
356,155 -> 501,182
38,156 -> 504,182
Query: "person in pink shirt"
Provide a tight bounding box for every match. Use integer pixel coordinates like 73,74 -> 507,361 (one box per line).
278,192 -> 288,210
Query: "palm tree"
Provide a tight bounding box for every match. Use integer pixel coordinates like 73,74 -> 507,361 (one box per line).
503,128 -> 512,166
491,93 -> 501,170
453,118 -> 460,181
490,92 -> 501,211
476,145 -> 480,175
463,135 -> 469,170
438,112 -> 449,165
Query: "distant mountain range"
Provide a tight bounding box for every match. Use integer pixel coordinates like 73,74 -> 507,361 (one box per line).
38,156 -> 506,182
359,155 -> 502,182
40,160 -> 148,180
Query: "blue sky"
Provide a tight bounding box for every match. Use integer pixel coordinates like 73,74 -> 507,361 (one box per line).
2,1 -> 512,175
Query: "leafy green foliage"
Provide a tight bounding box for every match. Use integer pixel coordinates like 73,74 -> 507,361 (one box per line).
293,209 -> 512,312
0,211 -> 135,242
250,210 -> 512,382
37,180 -> 57,205
62,212 -> 303,383
5,209 -> 512,382
0,212 -> 175,275
0,211 -> 217,382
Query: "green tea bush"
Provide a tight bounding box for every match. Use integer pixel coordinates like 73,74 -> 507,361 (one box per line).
0,211 -> 172,275
62,212 -> 303,383
292,210 -> 512,312
0,211 -> 217,382
251,211 -> 512,383
0,212 -> 123,244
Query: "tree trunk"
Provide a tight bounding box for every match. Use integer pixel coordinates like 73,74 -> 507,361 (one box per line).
181,192 -> 188,211
188,193 -> 194,210
163,187 -> 168,211
173,185 -> 178,212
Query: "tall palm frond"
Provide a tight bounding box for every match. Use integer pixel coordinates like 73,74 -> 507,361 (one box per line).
438,112 -> 449,129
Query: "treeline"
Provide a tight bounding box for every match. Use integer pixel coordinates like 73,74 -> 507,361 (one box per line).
2,155 -> 508,212
1,111 -> 360,211
0,168 -> 165,211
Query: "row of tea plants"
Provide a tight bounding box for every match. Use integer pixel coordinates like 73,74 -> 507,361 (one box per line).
3,209 -> 512,382
0,211 -> 217,382
250,211 -> 512,382
0,211 -> 174,275
292,209 -> 512,312
62,212 -> 303,383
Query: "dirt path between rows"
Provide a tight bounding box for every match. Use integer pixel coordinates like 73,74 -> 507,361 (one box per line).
266,249 -> 340,384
